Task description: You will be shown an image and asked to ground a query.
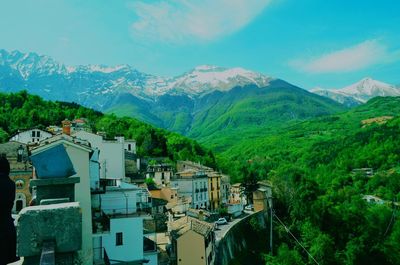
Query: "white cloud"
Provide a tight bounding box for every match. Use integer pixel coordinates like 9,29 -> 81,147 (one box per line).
130,0 -> 271,43
289,40 -> 397,74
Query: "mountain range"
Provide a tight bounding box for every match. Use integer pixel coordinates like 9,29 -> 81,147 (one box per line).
1,49 -> 399,151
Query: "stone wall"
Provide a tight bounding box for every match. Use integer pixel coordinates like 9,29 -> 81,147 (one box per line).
215,211 -> 268,265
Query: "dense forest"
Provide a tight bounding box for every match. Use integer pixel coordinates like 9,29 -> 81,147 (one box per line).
0,90 -> 216,167
220,97 -> 400,264
1,91 -> 399,264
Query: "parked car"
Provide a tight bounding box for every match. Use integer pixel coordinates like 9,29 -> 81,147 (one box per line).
215,217 -> 228,225
245,204 -> 254,211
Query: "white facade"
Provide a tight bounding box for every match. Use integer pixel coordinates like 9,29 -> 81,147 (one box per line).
171,175 -> 209,209
74,131 -> 125,180
124,140 -> 137,154
100,183 -> 141,215
95,182 -> 157,265
10,129 -> 52,144
102,217 -> 144,262
31,138 -> 94,265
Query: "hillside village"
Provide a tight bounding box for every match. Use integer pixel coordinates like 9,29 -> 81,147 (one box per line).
1,118 -> 273,265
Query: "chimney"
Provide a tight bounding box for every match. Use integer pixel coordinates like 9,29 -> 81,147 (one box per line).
62,119 -> 71,135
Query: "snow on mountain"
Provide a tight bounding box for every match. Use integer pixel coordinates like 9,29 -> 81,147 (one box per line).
0,50 -> 272,103
0,49 -> 67,79
338,78 -> 400,102
163,65 -> 272,96
312,78 -> 400,106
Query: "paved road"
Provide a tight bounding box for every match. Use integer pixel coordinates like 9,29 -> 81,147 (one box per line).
214,210 -> 255,241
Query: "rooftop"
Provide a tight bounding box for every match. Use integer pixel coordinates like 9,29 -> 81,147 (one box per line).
170,216 -> 213,237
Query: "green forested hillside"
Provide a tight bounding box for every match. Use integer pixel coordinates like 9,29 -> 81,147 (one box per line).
189,82 -> 347,151
219,97 -> 400,265
107,80 -> 347,152
0,91 -> 216,166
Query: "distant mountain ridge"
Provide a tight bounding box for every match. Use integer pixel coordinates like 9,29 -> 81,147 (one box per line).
0,49 -> 272,102
0,49 -> 347,151
312,78 -> 400,107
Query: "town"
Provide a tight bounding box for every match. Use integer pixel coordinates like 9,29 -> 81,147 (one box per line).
1,118 -> 273,265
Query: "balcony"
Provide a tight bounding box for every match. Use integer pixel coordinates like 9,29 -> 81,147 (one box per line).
92,211 -> 110,234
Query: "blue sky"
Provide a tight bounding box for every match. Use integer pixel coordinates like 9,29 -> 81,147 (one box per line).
1,0 -> 400,89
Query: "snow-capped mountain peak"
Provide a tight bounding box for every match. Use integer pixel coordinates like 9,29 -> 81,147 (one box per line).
312,77 -> 400,106
339,77 -> 397,97
164,65 -> 272,96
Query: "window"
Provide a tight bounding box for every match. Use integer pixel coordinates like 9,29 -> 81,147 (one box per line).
31,131 -> 36,137
116,232 -> 123,246
128,144 -> 131,151
37,131 -> 41,137
16,200 -> 23,212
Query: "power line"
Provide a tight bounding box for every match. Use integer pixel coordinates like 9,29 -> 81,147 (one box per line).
383,197 -> 397,238
272,210 -> 320,265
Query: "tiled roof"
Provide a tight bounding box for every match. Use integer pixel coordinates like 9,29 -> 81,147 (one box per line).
170,216 -> 213,238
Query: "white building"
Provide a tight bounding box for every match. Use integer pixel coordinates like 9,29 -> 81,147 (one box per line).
31,135 -> 94,265
171,170 -> 209,209
124,139 -> 137,154
10,129 -> 52,144
73,131 -> 126,181
92,182 -> 157,265
146,163 -> 173,186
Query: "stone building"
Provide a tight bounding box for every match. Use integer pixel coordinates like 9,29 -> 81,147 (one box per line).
0,141 -> 32,213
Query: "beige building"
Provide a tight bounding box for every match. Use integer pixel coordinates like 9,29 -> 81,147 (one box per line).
170,216 -> 215,265
230,183 -> 244,204
149,186 -> 179,204
253,181 -> 272,212
146,163 -> 173,186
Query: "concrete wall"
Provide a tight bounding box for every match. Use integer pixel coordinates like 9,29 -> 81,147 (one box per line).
90,149 -> 100,190
100,189 -> 138,215
102,217 -> 144,262
64,143 -> 93,265
144,251 -> 158,265
177,230 -> 206,265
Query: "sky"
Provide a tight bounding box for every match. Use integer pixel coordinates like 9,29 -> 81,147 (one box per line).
1,0 -> 400,89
